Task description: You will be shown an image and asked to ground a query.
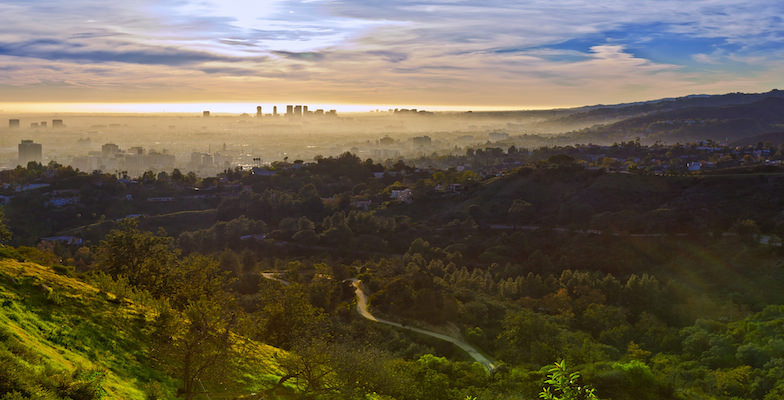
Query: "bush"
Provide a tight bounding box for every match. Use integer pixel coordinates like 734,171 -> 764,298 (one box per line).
540,360 -> 598,400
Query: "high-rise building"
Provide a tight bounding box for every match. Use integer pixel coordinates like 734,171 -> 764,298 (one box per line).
286,105 -> 294,117
190,152 -> 213,168
294,105 -> 302,117
40,121 -> 47,128
256,106 -> 262,117
30,122 -> 39,128
202,111 -> 210,117
273,106 -> 278,116
52,119 -> 64,128
9,119 -> 20,128
18,140 -> 42,165
102,143 -> 120,156
303,105 -> 309,114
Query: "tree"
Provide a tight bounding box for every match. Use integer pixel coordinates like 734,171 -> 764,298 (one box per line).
540,360 -> 599,400
94,220 -> 179,297
275,338 -> 395,400
0,207 -> 11,244
508,199 -> 533,229
547,154 -> 576,167
167,254 -> 232,310
256,285 -> 323,349
499,309 -> 561,364
150,297 -> 237,400
467,204 -> 484,228
171,168 -> 184,182
141,170 -> 156,183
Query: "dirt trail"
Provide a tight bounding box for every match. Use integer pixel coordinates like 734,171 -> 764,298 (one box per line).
350,279 -> 497,372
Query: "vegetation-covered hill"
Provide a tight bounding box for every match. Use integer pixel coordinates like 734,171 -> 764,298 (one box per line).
566,97 -> 784,144
554,89 -> 784,126
5,149 -> 784,399
0,258 -> 283,399
462,89 -> 784,135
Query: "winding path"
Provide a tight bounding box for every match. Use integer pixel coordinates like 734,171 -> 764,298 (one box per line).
350,278 -> 498,372
260,272 -> 290,286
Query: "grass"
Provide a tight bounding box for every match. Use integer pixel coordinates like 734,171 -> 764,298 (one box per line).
0,259 -> 168,398
0,258 -> 289,399
58,209 -> 218,243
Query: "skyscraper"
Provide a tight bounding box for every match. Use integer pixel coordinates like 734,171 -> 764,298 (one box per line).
102,143 -> 120,156
18,140 -> 42,165
294,105 -> 302,117
9,119 -> 20,128
273,106 -> 278,116
286,105 -> 294,117
202,111 -> 211,117
52,119 -> 64,128
303,105 -> 309,114
256,106 -> 262,117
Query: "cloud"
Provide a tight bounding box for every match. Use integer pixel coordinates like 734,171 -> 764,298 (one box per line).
273,50 -> 326,61
1,0 -> 783,105
0,38 -> 261,66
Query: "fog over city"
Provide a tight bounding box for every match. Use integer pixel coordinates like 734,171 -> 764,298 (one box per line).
2,106 -> 598,177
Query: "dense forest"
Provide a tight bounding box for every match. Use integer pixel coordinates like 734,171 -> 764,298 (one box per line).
2,150 -> 784,399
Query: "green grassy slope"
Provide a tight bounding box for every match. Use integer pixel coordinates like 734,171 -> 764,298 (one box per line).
0,259 -> 284,399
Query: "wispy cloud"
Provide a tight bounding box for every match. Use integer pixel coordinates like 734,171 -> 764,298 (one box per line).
0,0 -> 783,106
0,38 -> 265,66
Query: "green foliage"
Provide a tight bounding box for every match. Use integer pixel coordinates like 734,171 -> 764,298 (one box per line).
508,199 -> 533,228
149,296 -> 237,400
500,309 -> 564,365
0,207 -> 11,244
1,258 -> 286,400
94,219 -> 179,297
275,338 -> 399,399
540,360 -> 599,400
255,285 -> 323,349
0,259 -> 174,399
177,216 -> 266,253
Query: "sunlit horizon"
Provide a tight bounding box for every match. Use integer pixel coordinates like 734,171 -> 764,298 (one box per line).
0,102 -> 567,115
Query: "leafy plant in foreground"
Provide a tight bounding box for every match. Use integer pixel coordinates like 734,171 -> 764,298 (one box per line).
540,360 -> 598,400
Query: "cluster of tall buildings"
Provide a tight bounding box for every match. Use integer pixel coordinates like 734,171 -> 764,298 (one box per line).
8,119 -> 64,128
201,105 -> 337,118
70,143 -> 175,177
12,137 -> 239,177
282,105 -> 337,118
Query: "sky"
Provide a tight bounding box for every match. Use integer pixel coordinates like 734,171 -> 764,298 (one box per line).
1,0 -> 784,111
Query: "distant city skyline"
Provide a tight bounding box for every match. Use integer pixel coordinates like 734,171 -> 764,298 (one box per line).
0,102 -> 532,114
1,1 -> 783,108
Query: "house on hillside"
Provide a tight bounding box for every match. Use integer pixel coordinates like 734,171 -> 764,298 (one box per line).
390,189 -> 413,203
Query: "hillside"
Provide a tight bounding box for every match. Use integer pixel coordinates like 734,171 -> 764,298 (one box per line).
0,258 -> 284,399
461,89 -> 784,134
561,95 -> 784,144
730,131 -> 784,146
554,89 -> 784,126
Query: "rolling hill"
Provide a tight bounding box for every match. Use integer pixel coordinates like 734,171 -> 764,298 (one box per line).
0,258 -> 285,399
563,96 -> 784,144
